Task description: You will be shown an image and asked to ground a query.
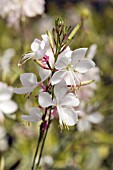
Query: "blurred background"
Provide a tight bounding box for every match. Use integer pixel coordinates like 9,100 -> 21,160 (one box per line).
0,0 -> 113,170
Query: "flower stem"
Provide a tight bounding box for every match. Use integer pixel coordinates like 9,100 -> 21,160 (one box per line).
31,129 -> 42,170
36,109 -> 52,169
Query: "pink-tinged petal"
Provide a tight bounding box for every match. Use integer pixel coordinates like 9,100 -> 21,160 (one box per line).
14,87 -> 34,94
39,92 -> 54,107
57,106 -> 78,126
74,59 -> 95,73
51,70 -> 67,85
87,44 -> 97,60
60,93 -> 79,107
31,39 -> 40,52
55,56 -> 70,69
20,73 -> 38,87
71,48 -> 88,65
0,100 -> 18,114
54,80 -> 67,101
77,119 -> 91,132
87,112 -> 104,124
39,67 -> 51,82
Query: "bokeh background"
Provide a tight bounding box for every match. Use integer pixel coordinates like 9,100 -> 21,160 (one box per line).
0,0 -> 113,170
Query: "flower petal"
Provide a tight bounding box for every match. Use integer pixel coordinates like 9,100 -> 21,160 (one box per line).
77,119 -> 91,132
31,39 -> 41,52
14,87 -> 34,94
55,56 -> 70,69
22,107 -> 42,122
87,44 -> 97,60
39,92 -> 54,107
71,48 -> 88,65
74,59 -> 95,73
87,112 -> 104,124
57,106 -> 78,126
51,70 -> 67,85
20,73 -> 38,86
60,93 -> 80,107
39,67 -> 51,82
0,100 -> 18,114
54,80 -> 67,101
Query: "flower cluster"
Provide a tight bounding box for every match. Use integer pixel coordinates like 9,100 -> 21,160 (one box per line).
14,18 -> 96,129
0,0 -> 45,29
14,17 -> 104,169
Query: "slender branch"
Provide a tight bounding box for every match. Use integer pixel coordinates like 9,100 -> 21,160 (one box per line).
31,133 -> 42,170
36,109 -> 52,169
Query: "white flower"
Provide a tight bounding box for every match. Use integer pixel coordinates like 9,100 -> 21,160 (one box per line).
51,48 -> 95,86
14,73 -> 39,94
0,0 -> 45,29
0,48 -> 15,74
39,80 -> 79,127
77,111 -> 104,132
20,34 -> 50,64
22,107 -> 42,122
0,82 -> 18,122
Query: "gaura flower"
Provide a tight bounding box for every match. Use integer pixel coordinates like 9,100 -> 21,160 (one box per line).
0,82 -> 18,122
22,107 -> 42,122
51,48 -> 95,86
19,34 -> 50,65
39,80 -> 79,127
14,73 -> 39,94
77,102 -> 104,132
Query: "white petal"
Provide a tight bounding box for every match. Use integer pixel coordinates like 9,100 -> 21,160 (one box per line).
39,67 -> 51,82
87,112 -> 104,124
51,70 -> 67,85
20,73 -> 38,86
71,48 -> 88,64
29,107 -> 42,119
74,59 -> 95,73
14,87 -> 34,94
31,39 -> 40,52
57,106 -> 78,126
54,80 -> 67,101
0,82 -> 13,101
39,92 -> 54,107
55,56 -> 70,69
87,44 -> 97,60
0,100 -> 18,114
77,119 -> 91,132
22,107 -> 42,122
60,93 -> 80,107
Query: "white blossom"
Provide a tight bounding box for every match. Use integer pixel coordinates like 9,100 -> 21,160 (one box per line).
51,48 -> 95,86
14,73 -> 39,94
39,81 -> 79,127
0,0 -> 45,29
0,82 -> 18,122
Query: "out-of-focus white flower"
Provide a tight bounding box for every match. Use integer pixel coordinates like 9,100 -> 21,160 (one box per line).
40,155 -> 54,166
0,82 -> 18,122
77,102 -> 104,132
51,48 -> 95,86
37,15 -> 54,34
0,48 -> 15,74
22,107 -> 42,122
78,44 -> 100,100
39,80 -> 79,127
0,0 -> 45,28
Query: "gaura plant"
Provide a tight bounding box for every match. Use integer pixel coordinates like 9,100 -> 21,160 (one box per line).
14,17 -> 96,170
